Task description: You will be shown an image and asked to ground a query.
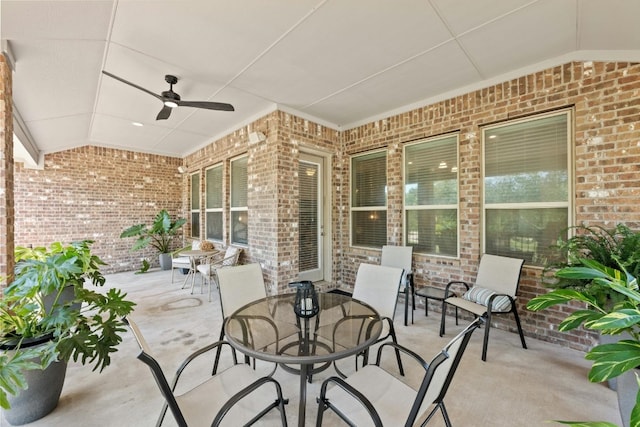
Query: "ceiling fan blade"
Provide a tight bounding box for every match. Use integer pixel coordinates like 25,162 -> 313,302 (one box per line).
176,100 -> 235,112
156,105 -> 172,120
102,70 -> 162,101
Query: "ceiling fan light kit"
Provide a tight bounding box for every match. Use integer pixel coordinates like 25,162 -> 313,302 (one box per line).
101,70 -> 234,121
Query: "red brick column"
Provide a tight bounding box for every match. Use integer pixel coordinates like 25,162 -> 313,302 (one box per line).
0,54 -> 15,288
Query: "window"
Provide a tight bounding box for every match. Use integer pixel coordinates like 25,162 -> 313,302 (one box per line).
230,156 -> 248,245
483,110 -> 572,266
190,172 -> 200,238
404,135 -> 458,257
205,164 -> 223,241
351,151 -> 387,248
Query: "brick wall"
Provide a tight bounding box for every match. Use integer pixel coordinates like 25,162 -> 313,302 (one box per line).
9,60 -> 640,352
14,146 -> 183,273
338,61 -> 640,351
0,54 -> 14,285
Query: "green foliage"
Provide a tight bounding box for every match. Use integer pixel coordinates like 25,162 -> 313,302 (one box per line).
120,209 -> 186,254
527,258 -> 640,427
135,259 -> 150,274
0,241 -> 136,409
544,224 -> 640,307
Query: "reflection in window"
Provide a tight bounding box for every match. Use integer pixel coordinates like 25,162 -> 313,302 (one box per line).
351,151 -> 387,248
230,156 -> 248,245
190,173 -> 200,238
205,164 -> 223,241
483,110 -> 571,265
404,135 -> 458,257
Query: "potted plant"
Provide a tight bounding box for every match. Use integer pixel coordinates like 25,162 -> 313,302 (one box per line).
527,258 -> 640,427
0,240 -> 135,424
120,209 -> 186,270
543,224 -> 640,307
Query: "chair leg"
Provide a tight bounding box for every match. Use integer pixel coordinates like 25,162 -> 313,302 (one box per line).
404,290 -> 409,326
389,323 -> 405,376
512,307 -> 528,350
440,402 -> 453,427
482,311 -> 492,361
212,327 -> 226,375
439,301 -> 447,337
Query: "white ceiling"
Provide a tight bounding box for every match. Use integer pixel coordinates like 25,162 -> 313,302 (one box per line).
2,0 -> 640,167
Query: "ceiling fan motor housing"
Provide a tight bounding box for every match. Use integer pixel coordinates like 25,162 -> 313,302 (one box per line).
161,90 -> 180,102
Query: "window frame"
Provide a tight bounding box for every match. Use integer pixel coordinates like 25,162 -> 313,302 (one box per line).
205,163 -> 224,242
403,133 -> 460,258
481,108 -> 574,265
190,172 -> 200,239
230,155 -> 248,246
349,149 -> 388,249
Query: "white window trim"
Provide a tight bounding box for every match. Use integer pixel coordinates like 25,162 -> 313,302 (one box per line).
205,163 -> 224,242
230,155 -> 248,247
480,108 -> 574,259
402,134 -> 460,258
349,149 -> 388,249
190,172 -> 200,239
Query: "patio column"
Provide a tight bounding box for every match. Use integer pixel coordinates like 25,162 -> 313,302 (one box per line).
0,53 -> 15,288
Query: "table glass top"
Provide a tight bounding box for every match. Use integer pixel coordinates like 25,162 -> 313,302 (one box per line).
224,292 -> 382,364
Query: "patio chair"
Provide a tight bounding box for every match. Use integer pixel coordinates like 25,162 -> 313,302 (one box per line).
380,245 -> 415,326
439,254 -> 527,361
214,263 -> 281,375
316,318 -> 482,427
124,316 -> 289,427
195,246 -> 242,301
170,240 -> 200,283
340,263 -> 405,376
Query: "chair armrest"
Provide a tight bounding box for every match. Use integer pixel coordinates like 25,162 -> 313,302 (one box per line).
214,375 -> 286,426
318,376 -> 383,427
486,293 -> 517,313
444,281 -> 470,298
170,340 -> 238,391
373,341 -> 429,371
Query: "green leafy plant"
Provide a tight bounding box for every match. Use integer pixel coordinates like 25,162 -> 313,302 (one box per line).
135,259 -> 151,274
120,209 -> 186,254
544,224 -> 640,307
528,258 -> 640,427
0,240 -> 136,409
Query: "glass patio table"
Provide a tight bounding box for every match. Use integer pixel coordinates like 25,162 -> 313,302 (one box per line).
224,292 -> 382,427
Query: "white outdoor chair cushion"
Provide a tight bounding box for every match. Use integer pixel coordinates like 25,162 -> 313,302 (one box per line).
177,363 -> 279,427
172,256 -> 191,267
324,364 -> 416,426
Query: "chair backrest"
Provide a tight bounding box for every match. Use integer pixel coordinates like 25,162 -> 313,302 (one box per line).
410,318 -> 482,424
352,263 -> 404,319
475,254 -> 525,296
125,316 -> 187,426
222,246 -> 242,266
380,245 -> 413,289
216,263 -> 267,319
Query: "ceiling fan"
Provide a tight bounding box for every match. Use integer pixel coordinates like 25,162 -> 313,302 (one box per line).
102,70 -> 234,120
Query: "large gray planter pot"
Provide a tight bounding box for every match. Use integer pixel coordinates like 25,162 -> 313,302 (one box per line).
617,368 -> 639,427
159,253 -> 172,270
2,335 -> 67,425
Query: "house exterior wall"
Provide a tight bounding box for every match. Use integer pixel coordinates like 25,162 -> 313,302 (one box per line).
9,61 -> 640,352
13,147 -> 183,272
338,61 -> 640,351
0,54 -> 15,285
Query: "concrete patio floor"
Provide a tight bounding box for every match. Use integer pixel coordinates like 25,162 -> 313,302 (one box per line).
1,268 -> 622,426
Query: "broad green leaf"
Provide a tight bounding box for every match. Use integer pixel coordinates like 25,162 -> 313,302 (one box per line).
586,341 -> 640,382
586,309 -> 640,331
559,310 -> 604,332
